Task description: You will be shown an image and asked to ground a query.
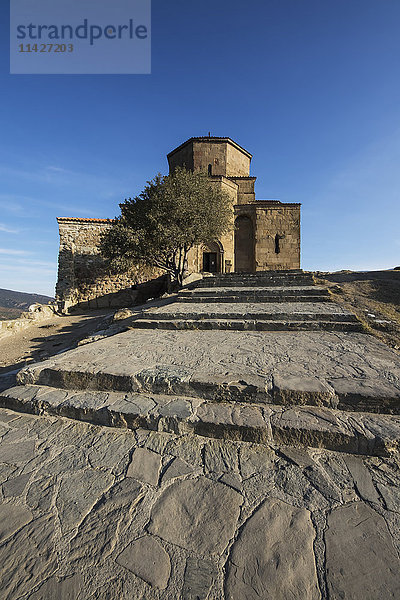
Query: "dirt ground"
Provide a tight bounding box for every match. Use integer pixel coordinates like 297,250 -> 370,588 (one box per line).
0,310 -> 114,389
314,269 -> 400,352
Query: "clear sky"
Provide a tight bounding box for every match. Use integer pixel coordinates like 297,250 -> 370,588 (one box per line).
1,0 -> 400,296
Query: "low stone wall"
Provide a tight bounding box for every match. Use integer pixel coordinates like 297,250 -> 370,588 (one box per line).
56,218 -> 163,312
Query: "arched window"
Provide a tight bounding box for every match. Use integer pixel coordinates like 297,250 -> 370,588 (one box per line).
208,164 -> 212,176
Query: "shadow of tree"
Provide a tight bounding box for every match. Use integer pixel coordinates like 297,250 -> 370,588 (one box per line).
0,312 -> 111,388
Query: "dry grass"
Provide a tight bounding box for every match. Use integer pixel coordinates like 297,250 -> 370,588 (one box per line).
314,270 -> 400,351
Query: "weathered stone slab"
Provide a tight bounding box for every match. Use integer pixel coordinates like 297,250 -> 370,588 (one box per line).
195,402 -> 270,443
128,317 -> 363,332
68,479 -> 143,566
28,573 -> 83,600
0,503 -> 32,544
239,444 -> 275,479
182,557 -> 218,600
56,468 -> 114,532
162,457 -> 194,482
278,447 -> 314,468
273,373 -> 335,407
127,448 -> 162,486
0,409 -> 18,422
271,406 -> 369,454
87,431 -> 136,473
344,454 -> 381,504
203,438 -> 239,473
158,398 -> 192,419
377,482 -> 400,513
303,464 -> 341,502
191,371 -> 270,403
0,514 -> 56,599
330,378 -> 400,413
225,497 -> 319,599
3,384 -> 400,456
110,393 -> 156,415
1,405 -> 400,598
325,502 -> 400,598
219,472 -> 243,492
149,301 -> 352,317
0,440 -> 36,464
135,365 -> 192,395
2,473 -> 31,497
148,476 -> 242,555
116,535 -> 170,589
41,444 -> 87,475
26,476 -> 55,512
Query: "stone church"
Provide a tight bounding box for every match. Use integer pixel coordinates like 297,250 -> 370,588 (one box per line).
56,136 -> 300,310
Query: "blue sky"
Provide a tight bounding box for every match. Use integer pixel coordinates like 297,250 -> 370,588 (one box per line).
1,0 -> 400,296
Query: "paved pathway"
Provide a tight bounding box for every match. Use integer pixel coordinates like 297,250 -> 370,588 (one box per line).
1,270 -> 400,598
0,407 -> 399,599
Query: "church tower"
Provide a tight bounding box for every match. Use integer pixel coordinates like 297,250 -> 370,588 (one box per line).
167,136 -> 301,274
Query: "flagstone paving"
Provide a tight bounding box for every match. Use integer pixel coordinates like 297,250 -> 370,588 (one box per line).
1,271 -> 400,598
0,408 -> 399,599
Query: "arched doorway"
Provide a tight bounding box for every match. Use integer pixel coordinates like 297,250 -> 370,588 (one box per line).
234,215 -> 254,272
202,241 -> 223,273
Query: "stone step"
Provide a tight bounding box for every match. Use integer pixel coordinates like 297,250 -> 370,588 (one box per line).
127,319 -> 365,333
180,286 -> 327,297
198,271 -> 314,279
1,384 -> 399,456
178,294 -> 331,303
143,311 -> 358,323
196,276 -> 315,288
15,362 -> 400,416
205,269 -> 304,276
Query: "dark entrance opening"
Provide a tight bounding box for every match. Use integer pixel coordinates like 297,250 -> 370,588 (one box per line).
203,252 -> 218,273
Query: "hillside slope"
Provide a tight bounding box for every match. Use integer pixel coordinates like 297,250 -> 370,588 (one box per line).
0,288 -> 54,320
315,269 -> 400,351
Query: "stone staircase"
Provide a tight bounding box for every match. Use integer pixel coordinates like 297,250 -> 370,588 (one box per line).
128,270 -> 364,333
2,269 -> 400,457
193,269 -> 312,287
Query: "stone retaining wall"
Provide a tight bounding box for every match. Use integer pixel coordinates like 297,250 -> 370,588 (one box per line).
56,218 -> 161,312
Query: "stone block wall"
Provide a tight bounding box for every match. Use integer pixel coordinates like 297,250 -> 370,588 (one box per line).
225,142 -> 251,177
193,141 -> 227,176
56,218 -> 160,311
229,177 -> 256,204
167,143 -> 194,172
167,138 -> 252,178
254,203 -> 301,270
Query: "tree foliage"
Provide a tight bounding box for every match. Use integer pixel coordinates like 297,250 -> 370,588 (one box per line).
100,167 -> 232,285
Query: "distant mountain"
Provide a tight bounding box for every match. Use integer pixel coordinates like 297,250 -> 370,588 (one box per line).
0,288 -> 54,320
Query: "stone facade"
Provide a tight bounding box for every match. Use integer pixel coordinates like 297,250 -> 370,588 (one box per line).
56,136 -> 301,309
168,137 -> 301,274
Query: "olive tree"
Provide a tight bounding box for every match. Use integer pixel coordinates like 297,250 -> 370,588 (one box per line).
100,167 -> 232,286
